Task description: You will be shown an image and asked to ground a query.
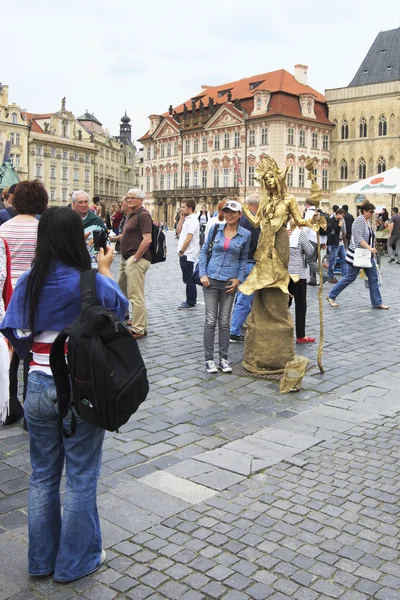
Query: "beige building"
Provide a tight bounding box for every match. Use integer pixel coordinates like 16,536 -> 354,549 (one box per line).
78,111 -> 139,203
0,85 -> 29,181
25,99 -> 97,204
139,65 -> 333,225
326,28 -> 400,212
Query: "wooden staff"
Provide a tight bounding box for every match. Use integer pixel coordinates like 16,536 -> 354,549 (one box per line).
316,229 -> 325,374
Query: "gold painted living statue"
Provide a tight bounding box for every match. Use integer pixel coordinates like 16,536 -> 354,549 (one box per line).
240,156 -> 320,389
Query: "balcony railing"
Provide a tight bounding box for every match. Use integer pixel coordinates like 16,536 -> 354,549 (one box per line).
153,186 -> 240,199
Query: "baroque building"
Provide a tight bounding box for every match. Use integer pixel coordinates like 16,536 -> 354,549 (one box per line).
25,99 -> 97,203
78,111 -> 139,203
138,66 -> 333,224
0,85 -> 29,182
326,28 -> 400,211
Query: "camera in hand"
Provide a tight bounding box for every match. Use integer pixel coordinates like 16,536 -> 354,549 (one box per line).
93,229 -> 108,252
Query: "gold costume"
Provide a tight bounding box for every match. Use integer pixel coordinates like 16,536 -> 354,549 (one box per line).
240,194 -> 316,296
240,156 -> 317,387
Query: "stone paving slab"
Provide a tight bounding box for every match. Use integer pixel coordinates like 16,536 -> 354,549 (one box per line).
140,471 -> 219,504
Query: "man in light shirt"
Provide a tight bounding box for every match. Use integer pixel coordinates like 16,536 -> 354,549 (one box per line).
176,199 -> 199,309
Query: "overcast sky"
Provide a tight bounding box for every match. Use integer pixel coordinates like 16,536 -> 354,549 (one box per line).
2,0 -> 399,147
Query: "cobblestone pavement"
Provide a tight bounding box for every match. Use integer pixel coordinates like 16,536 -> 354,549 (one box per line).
1,231 -> 399,599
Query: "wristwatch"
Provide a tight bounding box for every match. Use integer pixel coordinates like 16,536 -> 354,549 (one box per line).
178,251 -> 184,256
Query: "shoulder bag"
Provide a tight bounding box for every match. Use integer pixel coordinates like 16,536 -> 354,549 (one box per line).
353,248 -> 372,268
192,224 -> 219,286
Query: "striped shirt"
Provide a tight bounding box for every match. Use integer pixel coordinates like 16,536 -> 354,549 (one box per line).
0,218 -> 38,285
346,215 -> 375,265
30,330 -> 65,375
288,229 -> 314,280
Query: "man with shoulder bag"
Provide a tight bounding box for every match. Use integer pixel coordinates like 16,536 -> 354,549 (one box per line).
118,189 -> 152,339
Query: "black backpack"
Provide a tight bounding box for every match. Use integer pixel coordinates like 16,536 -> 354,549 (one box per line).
318,211 -> 332,236
50,270 -> 149,437
150,222 -> 167,264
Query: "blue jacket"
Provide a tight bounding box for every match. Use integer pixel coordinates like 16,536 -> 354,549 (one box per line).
198,223 -> 250,282
0,261 -> 128,358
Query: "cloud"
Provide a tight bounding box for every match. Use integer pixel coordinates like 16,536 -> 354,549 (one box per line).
2,0 -> 399,146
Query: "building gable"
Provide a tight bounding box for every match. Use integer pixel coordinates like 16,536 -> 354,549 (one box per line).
152,118 -> 180,139
204,105 -> 244,130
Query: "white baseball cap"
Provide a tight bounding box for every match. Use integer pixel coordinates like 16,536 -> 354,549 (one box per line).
222,200 -> 242,212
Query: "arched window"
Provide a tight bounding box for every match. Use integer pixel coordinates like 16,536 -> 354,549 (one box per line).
340,159 -> 348,180
377,156 -> 386,173
378,115 -> 387,136
341,120 -> 349,140
358,158 -> 366,179
11,112 -> 18,124
359,117 -> 367,138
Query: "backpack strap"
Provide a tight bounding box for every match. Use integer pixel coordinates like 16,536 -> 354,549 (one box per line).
80,269 -> 97,309
49,328 -> 77,438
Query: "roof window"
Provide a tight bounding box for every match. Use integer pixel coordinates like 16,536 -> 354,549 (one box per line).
217,89 -> 231,98
386,65 -> 392,70
249,81 -> 263,90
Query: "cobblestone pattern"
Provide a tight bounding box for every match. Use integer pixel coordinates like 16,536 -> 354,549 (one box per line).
0,232 -> 399,599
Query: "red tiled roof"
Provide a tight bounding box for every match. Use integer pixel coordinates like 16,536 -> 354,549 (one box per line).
172,69 -> 325,114
23,112 -> 54,134
139,69 -> 331,141
247,93 -> 332,125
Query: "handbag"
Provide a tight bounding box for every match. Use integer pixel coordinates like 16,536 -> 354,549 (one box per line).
192,224 -> 219,286
353,248 -> 372,268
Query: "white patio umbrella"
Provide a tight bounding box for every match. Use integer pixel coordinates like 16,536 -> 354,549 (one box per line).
335,167 -> 400,195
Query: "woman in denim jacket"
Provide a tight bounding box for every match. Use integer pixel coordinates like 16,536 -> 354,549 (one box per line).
198,200 -> 250,373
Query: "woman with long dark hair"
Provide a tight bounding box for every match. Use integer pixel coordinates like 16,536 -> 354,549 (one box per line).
0,207 -> 128,582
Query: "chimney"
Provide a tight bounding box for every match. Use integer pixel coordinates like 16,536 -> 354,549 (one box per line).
294,64 -> 308,85
0,84 -> 9,106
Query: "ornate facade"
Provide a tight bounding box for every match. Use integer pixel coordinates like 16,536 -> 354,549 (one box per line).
25,100 -> 97,204
0,85 -> 29,183
139,66 -> 333,225
326,28 -> 400,212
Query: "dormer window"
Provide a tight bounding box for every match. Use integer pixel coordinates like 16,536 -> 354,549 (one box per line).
249,81 -> 263,90
217,89 -> 231,98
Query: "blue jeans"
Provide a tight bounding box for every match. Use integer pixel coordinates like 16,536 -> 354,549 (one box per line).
328,258 -> 383,307
179,255 -> 197,307
230,262 -> 255,336
24,371 -> 105,582
327,245 -> 347,278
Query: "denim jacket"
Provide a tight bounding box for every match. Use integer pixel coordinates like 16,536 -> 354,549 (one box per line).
198,224 -> 250,282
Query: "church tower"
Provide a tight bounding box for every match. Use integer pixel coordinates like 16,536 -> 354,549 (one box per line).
119,111 -> 131,144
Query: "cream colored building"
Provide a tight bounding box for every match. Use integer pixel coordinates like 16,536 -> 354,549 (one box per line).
326,28 -> 400,212
78,112 -> 139,203
139,66 -> 333,225
26,100 -> 97,204
0,85 -> 29,182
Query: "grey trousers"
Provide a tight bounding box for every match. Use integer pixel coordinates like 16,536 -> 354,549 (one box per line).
203,278 -> 236,361
387,234 -> 400,260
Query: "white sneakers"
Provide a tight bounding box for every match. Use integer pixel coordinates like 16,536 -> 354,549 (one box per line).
219,359 -> 232,373
205,359 -> 232,373
206,360 -> 218,373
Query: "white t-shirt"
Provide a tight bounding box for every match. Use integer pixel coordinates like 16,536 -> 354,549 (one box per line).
178,213 -> 199,262
303,207 -> 327,245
